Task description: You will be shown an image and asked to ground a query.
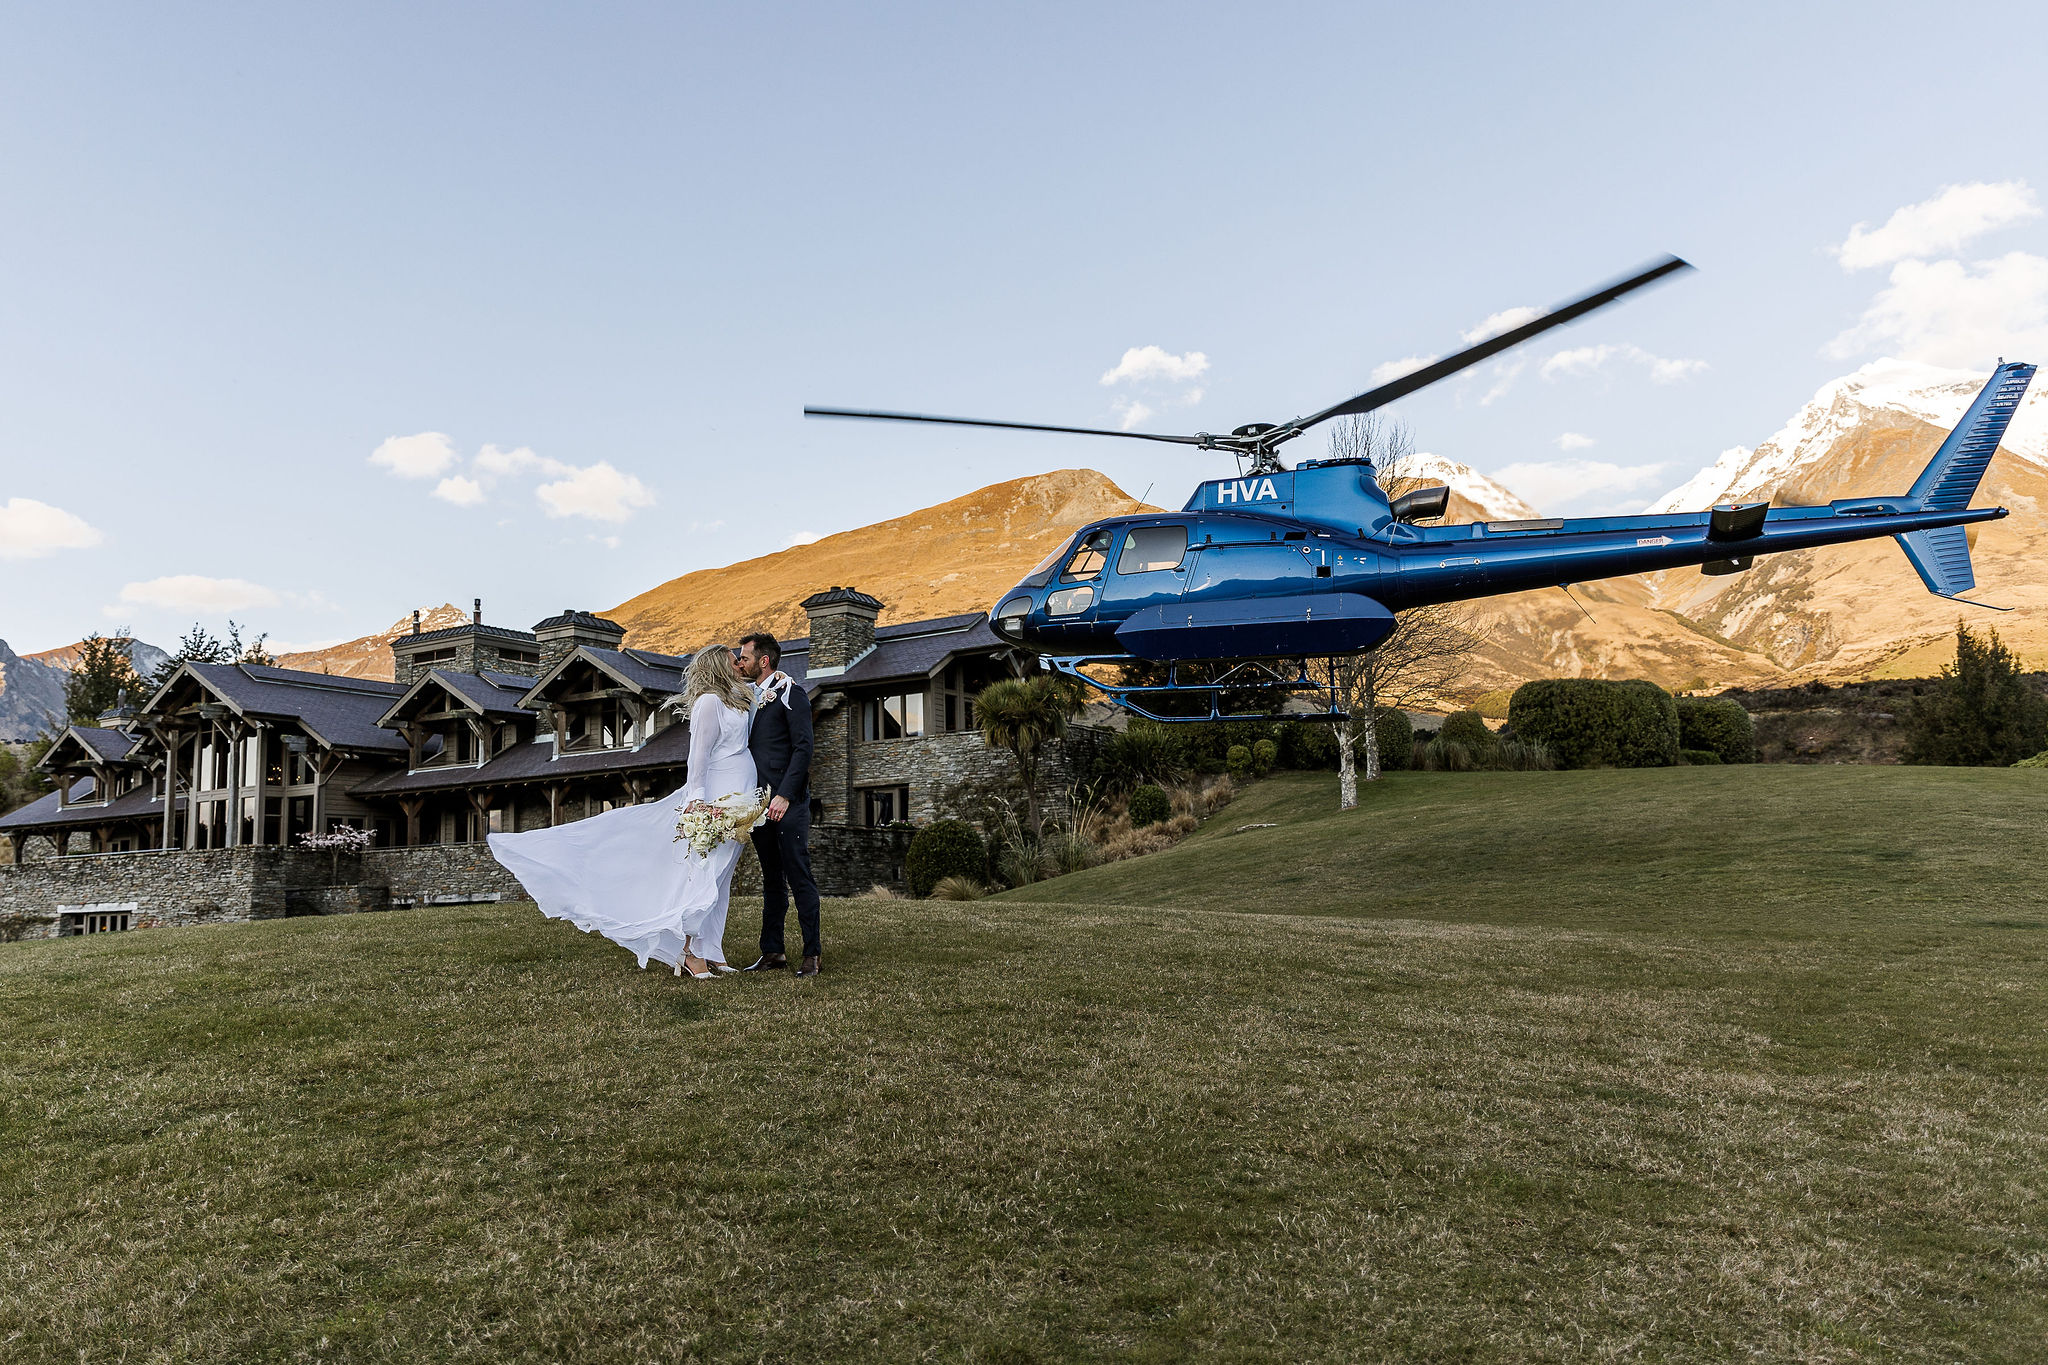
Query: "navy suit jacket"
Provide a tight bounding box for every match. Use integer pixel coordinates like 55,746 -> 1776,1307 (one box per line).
748,680 -> 813,804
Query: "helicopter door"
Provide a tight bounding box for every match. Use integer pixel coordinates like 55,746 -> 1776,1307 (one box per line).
1041,527 -> 1115,637
1098,525 -> 1191,617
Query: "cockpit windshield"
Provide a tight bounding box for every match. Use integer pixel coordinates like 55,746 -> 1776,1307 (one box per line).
1020,536 -> 1074,589
1060,529 -> 1115,582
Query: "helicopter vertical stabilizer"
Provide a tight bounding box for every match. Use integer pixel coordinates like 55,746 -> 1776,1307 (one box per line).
1891,361 -> 2035,599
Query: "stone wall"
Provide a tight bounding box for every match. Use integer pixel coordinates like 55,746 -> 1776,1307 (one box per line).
0,820 -> 913,942
812,719 -> 1106,825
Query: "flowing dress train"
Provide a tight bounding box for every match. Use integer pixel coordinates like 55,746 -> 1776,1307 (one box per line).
487,692 -> 757,971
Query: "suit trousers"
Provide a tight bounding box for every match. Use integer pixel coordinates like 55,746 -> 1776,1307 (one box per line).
751,798 -> 821,958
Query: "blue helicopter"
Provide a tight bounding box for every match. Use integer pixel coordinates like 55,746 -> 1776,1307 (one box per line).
809,257 -> 2038,720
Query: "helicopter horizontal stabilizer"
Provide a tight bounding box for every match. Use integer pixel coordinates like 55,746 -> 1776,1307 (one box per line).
1894,524 -> 1977,598
1115,592 -> 1396,662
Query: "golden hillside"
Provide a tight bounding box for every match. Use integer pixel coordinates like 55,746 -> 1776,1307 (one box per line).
606,469 -> 1156,653
276,605 -> 470,680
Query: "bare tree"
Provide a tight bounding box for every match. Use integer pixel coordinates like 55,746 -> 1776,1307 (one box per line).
1319,416 -> 1483,809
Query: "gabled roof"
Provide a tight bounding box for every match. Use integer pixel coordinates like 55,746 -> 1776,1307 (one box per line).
779,612 -> 1007,690
144,662 -> 409,754
351,715 -> 694,795
377,668 -> 538,727
41,725 -> 141,771
516,644 -> 689,709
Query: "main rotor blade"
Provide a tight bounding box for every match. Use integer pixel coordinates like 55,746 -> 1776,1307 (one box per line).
1298,254 -> 1693,431
803,406 -> 1209,446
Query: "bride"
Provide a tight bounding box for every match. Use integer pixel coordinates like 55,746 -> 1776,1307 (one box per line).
487,644 -> 760,979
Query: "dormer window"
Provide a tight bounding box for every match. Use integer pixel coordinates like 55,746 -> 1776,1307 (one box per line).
566,699 -> 626,751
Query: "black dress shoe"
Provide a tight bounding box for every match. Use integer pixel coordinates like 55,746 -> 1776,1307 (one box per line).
740,954 -> 788,972
796,955 -> 821,978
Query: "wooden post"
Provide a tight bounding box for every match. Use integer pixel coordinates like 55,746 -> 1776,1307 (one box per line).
466,788 -> 494,842
225,721 -> 244,848
7,832 -> 27,863
54,829 -> 70,857
547,783 -> 563,826
400,796 -> 425,847
625,774 -> 649,805
160,727 -> 177,850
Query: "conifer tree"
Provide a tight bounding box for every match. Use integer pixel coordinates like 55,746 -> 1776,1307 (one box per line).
62,632 -> 142,726
1903,622 -> 2048,766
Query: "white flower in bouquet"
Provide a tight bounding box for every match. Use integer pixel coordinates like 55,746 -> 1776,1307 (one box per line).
674,787 -> 771,856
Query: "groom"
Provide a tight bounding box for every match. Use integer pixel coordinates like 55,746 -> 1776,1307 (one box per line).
734,632 -> 822,977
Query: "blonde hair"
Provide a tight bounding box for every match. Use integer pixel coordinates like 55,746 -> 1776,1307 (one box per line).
683,645 -> 755,714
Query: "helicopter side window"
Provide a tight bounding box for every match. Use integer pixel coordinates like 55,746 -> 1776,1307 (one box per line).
1116,526 -> 1188,574
1060,529 -> 1114,582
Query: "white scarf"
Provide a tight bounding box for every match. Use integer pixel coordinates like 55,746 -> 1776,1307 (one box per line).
756,670 -> 796,710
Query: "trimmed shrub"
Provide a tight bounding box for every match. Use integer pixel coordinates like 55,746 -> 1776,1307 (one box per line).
905,819 -> 987,897
1366,707 -> 1413,771
1677,696 -> 1756,764
1127,784 -> 1172,828
1278,720 -> 1338,770
1508,678 -> 1680,769
1679,748 -> 1723,765
1440,709 -> 1496,758
1250,738 -> 1278,778
1225,744 -> 1253,780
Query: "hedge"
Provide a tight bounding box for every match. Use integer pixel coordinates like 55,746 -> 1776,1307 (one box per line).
905,819 -> 987,897
1676,696 -> 1755,764
1507,678 -> 1679,769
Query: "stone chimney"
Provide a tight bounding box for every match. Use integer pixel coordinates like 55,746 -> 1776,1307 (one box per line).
800,587 -> 882,677
390,600 -> 543,685
532,609 -> 628,673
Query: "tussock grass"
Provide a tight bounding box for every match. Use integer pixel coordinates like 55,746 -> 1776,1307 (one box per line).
2,766 -> 2046,1360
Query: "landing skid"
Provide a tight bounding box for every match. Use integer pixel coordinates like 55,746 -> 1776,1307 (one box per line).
1045,654 -> 1345,724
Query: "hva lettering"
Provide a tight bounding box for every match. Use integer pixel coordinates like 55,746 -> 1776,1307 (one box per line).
1215,478 -> 1279,504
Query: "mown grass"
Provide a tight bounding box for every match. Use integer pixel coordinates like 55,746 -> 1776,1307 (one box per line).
2,767 -> 2045,1361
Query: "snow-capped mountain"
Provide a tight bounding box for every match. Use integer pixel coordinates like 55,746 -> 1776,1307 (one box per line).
1385,452 -> 1541,521
1648,360 -> 2048,513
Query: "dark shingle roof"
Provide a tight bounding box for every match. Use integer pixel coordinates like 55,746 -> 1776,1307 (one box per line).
780,613 -> 1004,689
533,609 -> 624,633
49,726 -> 142,765
181,664 -> 410,753
434,669 -> 538,716
393,622 -> 540,649
351,717 -> 694,795
0,779 -> 167,832
800,587 -> 884,611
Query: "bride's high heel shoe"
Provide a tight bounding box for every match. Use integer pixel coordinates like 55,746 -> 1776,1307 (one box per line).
679,953 -> 716,980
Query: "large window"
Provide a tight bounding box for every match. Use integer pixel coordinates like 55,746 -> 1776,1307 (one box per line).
567,700 -> 626,750
861,693 -> 924,741
862,786 -> 910,826
1117,525 -> 1188,574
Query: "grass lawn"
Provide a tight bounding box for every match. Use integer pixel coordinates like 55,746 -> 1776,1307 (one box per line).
3,767 -> 2047,1362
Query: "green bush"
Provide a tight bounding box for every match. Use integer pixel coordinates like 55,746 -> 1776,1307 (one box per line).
1128,784 -> 1172,827
1905,623 -> 2048,766
905,819 -> 987,897
1508,678 -> 1680,769
1250,738 -> 1278,777
1095,722 -> 1187,792
1277,720 -> 1338,770
1366,707 -> 1413,771
1421,738 -> 1474,772
1679,748 -> 1723,765
1225,744 -> 1253,780
2012,750 -> 2048,768
1440,709 -> 1496,758
1677,696 -> 1755,764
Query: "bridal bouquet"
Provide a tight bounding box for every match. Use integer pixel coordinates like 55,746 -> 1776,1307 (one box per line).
674,787 -> 771,857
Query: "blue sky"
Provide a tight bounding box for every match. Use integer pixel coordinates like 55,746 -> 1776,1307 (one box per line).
3,3 -> 2045,654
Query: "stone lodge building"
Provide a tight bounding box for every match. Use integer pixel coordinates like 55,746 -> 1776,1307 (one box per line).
1,590 -> 1092,938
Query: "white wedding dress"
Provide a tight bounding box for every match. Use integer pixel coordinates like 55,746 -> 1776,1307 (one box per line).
487,692 -> 758,972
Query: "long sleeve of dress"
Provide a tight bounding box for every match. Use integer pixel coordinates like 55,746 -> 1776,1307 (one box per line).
679,694 -> 723,805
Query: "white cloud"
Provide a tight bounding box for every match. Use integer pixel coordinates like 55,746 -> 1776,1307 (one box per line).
1541,343 -> 1706,385
433,475 -> 486,507
1835,181 -> 2041,271
534,462 -> 656,522
1371,354 -> 1437,385
369,431 -> 459,479
785,530 -> 824,548
1461,306 -> 1543,344
1479,358 -> 1525,407
1109,396 -> 1154,430
1099,345 -> 1209,386
116,575 -> 281,613
0,497 -> 103,560
474,443 -> 570,479
1489,458 -> 1668,514
1825,250 -> 2048,368
1554,432 -> 1596,451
